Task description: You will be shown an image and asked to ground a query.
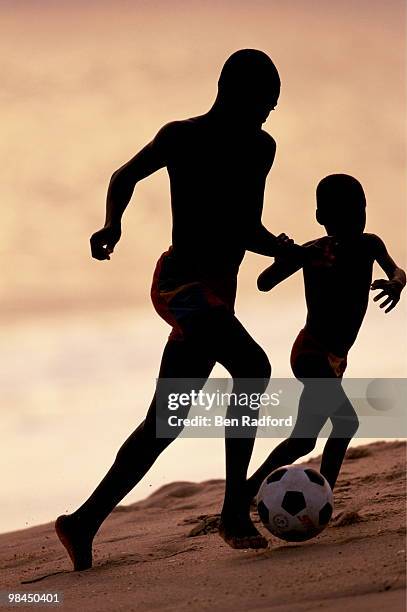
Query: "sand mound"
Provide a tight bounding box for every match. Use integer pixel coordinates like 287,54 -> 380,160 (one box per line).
346,447 -> 372,460
0,441 -> 405,611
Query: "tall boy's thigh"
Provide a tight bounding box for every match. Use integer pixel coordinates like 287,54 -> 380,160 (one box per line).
181,307 -> 271,378
157,336 -> 216,378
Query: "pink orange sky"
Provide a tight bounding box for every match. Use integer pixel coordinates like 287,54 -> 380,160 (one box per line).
1,0 -> 405,316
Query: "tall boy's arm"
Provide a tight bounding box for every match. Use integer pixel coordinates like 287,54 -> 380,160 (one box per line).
245,135 -> 306,260
257,257 -> 303,291
246,224 -> 304,258
90,123 -> 175,261
371,235 -> 406,313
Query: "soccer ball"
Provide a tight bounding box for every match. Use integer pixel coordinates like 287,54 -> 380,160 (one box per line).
256,465 -> 334,542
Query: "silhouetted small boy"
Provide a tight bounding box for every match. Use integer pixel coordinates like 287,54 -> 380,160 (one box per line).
247,173 -> 405,495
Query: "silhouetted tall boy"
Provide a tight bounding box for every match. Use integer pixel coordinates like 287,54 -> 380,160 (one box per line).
55,49 -> 306,570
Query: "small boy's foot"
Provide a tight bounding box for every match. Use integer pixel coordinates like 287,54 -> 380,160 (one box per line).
218,514 -> 268,550
55,514 -> 95,571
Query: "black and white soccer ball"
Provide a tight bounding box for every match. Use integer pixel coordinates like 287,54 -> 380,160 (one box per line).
256,465 -> 334,542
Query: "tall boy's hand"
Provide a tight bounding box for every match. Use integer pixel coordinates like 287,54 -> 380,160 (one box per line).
90,224 -> 122,260
274,235 -> 322,264
275,233 -> 294,252
274,233 -> 305,260
371,279 -> 403,313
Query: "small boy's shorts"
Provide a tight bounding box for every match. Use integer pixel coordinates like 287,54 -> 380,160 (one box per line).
290,327 -> 348,379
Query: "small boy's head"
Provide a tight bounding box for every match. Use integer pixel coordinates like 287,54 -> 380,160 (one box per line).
316,174 -> 366,238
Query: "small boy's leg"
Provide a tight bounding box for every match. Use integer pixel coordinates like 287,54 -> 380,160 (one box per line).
247,437 -> 318,500
247,381 -> 329,498
320,389 -> 359,489
320,438 -> 353,490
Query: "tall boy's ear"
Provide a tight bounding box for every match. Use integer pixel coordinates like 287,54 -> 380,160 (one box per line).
316,209 -> 324,226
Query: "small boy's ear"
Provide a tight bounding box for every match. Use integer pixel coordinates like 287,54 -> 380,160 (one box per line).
316,209 -> 324,226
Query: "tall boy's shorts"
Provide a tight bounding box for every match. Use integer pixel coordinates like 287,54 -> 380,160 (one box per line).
151,247 -> 237,341
290,327 -> 348,379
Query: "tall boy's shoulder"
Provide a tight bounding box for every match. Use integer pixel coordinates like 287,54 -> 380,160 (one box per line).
157,118 -> 193,138
154,118 -> 202,151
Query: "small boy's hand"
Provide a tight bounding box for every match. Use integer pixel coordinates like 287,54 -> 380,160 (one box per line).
90,224 -> 122,260
371,279 -> 403,313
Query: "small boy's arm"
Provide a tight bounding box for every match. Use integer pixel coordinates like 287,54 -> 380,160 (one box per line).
371,235 -> 406,313
257,257 -> 302,291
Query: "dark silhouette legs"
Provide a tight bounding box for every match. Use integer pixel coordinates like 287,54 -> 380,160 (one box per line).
247,355 -> 359,498
56,338 -> 214,570
56,308 -> 271,569
70,339 -> 215,533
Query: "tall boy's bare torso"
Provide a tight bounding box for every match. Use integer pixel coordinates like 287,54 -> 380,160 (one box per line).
164,115 -> 275,274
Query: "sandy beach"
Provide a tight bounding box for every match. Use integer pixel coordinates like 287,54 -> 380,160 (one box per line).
0,440 -> 405,611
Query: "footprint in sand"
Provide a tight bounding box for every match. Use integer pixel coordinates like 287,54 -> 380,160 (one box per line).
185,506 -> 264,537
384,469 -> 405,482
331,510 -> 366,527
187,514 -> 221,537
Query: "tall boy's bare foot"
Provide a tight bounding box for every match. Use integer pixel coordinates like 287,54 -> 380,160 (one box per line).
55,514 -> 96,571
246,477 -> 261,505
218,513 -> 268,550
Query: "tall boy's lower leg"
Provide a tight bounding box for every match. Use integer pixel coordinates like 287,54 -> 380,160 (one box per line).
55,340 -> 214,570
55,409 -> 173,571
219,434 -> 269,549
218,376 -> 271,548
180,309 -> 272,549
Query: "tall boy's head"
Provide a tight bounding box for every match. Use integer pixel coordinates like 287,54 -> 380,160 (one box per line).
316,174 -> 366,238
217,49 -> 280,125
